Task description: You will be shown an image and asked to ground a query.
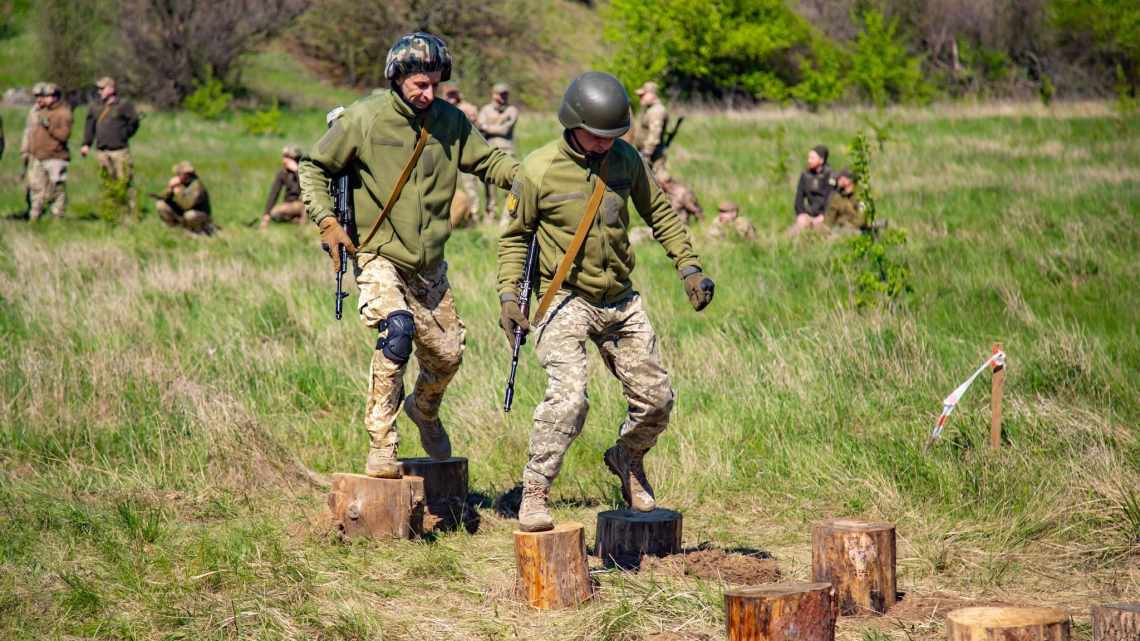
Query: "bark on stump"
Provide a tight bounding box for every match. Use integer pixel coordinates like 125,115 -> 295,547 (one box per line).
945,607 -> 1070,641
1092,603 -> 1140,641
725,582 -> 837,641
514,522 -> 593,609
399,457 -> 475,533
595,508 -> 682,568
811,518 -> 896,615
327,473 -> 425,540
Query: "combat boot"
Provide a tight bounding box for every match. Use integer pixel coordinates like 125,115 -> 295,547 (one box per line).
403,394 -> 452,460
604,443 -> 656,512
518,481 -> 554,532
365,445 -> 401,479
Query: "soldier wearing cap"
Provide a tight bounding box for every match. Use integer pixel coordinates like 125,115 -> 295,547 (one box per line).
823,168 -> 867,234
789,144 -> 834,236
477,82 -> 520,219
442,84 -> 481,227
156,161 -> 214,235
299,32 -> 518,479
656,169 -> 704,225
25,82 -> 73,221
260,145 -> 306,228
634,80 -> 669,178
81,76 -> 141,217
709,200 -> 757,241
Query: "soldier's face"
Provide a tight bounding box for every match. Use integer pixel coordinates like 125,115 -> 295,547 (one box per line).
838,176 -> 853,192
807,150 -> 822,170
178,172 -> 193,185
571,128 -> 616,155
399,71 -> 442,111
99,84 -> 115,100
493,91 -> 508,105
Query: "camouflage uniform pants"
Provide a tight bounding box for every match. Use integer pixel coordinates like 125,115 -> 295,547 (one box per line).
523,292 -> 675,488
483,137 -> 514,221
268,200 -> 305,222
355,254 -> 466,453
155,201 -> 212,234
96,148 -> 136,217
27,158 -> 68,220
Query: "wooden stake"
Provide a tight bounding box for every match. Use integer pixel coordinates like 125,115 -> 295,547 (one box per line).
1092,603 -> 1140,641
513,522 -> 593,609
811,519 -> 896,615
725,582 -> 837,641
595,508 -> 682,568
946,606 -> 1069,641
991,342 -> 1004,449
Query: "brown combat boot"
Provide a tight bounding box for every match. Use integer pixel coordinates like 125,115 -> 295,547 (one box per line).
365,445 -> 401,479
518,481 -> 554,532
604,443 -> 656,512
403,394 -> 452,460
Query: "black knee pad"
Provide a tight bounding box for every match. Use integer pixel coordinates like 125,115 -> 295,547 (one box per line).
377,310 -> 415,364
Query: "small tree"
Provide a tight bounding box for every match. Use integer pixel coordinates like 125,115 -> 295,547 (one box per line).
850,10 -> 929,106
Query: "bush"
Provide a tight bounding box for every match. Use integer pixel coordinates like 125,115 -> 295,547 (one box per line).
33,0 -> 114,95
850,10 -> 929,106
790,44 -> 847,111
242,100 -> 282,136
183,69 -> 233,120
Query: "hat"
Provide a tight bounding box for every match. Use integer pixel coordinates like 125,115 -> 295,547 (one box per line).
635,81 -> 658,96
32,82 -> 46,96
836,167 -> 858,182
811,144 -> 829,163
282,145 -> 303,160
95,76 -> 115,90
718,200 -> 739,212
39,82 -> 60,96
492,82 -> 510,94
172,161 -> 195,175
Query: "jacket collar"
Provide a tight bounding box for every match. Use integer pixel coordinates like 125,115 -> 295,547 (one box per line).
558,130 -> 609,172
388,89 -> 435,125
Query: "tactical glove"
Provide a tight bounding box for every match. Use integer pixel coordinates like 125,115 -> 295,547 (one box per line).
318,216 -> 357,273
499,297 -> 529,349
683,271 -> 715,311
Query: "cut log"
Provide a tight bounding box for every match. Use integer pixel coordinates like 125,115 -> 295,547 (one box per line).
514,522 -> 593,609
725,582 -> 837,641
399,457 -> 474,533
811,518 -> 896,615
1092,603 -> 1140,641
327,473 -> 425,540
595,508 -> 682,568
946,606 -> 1070,641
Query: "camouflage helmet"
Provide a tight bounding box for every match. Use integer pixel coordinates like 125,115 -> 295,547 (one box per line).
384,32 -> 452,82
172,160 -> 195,175
282,145 -> 303,160
40,82 -> 60,96
557,71 -> 631,138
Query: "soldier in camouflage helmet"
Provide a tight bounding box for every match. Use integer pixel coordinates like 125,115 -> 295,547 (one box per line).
260,145 -> 306,228
497,71 -> 715,532
708,200 -> 757,241
634,81 -> 669,179
25,83 -> 73,221
656,169 -> 703,225
300,32 -> 518,479
477,82 -> 520,221
156,161 -> 215,235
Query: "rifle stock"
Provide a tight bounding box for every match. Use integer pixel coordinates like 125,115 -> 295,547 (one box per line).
503,235 -> 540,413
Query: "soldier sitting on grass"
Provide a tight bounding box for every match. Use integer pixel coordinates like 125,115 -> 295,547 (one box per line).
822,168 -> 867,235
787,144 -> 834,237
259,145 -> 305,229
155,161 -> 215,236
708,200 -> 757,241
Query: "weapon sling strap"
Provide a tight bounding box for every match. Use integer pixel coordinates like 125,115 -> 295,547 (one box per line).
532,158 -> 608,324
358,119 -> 431,248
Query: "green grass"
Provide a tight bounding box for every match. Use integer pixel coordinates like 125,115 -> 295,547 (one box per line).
0,99 -> 1137,640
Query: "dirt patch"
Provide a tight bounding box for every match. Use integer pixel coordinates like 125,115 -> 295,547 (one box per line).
885,592 -> 1016,622
641,549 -> 781,584
644,633 -> 711,641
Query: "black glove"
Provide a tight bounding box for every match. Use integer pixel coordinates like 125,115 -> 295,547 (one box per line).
499,298 -> 529,349
683,271 -> 715,311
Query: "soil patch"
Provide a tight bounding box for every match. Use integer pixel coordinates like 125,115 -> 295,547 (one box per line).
885,592 -> 1015,622
644,633 -> 712,641
641,548 -> 781,584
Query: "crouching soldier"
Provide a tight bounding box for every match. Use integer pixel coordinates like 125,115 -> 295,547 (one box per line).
496,72 -> 715,532
260,145 -> 305,228
156,161 -> 215,235
299,32 -> 518,479
823,168 -> 868,235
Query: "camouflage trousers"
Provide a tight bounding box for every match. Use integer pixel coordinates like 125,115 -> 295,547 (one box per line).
27,158 -> 68,220
523,292 -> 675,488
155,201 -> 213,234
355,254 -> 466,453
96,148 -> 136,217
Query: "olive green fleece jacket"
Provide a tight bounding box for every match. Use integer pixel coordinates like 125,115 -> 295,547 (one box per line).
496,133 -> 701,307
300,90 -> 518,274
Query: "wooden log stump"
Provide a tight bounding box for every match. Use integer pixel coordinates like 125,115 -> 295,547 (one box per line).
811,518 -> 896,615
399,457 -> 474,533
1092,603 -> 1140,641
595,508 -> 683,568
946,606 -> 1070,641
327,473 -> 425,540
514,522 -> 593,609
725,582 -> 837,641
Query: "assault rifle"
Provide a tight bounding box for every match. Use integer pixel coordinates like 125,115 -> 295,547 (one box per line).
325,106 -> 355,321
654,116 -> 685,161
502,235 -> 540,413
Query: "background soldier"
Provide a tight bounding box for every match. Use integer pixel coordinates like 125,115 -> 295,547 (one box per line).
25,83 -> 72,221
634,80 -> 669,178
80,76 -> 141,218
443,84 -> 481,226
300,32 -> 518,479
497,71 -> 715,532
823,168 -> 867,234
0,112 -> 5,160
708,200 -> 757,241
789,144 -> 834,236
155,161 -> 215,235
260,145 -> 305,228
656,169 -> 703,225
477,82 -> 519,220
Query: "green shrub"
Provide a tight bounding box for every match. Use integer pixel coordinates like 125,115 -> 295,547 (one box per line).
183,68 -> 232,120
1040,74 -> 1056,106
790,45 -> 847,111
96,166 -> 130,223
850,10 -> 929,107
1114,64 -> 1137,117
241,100 -> 282,136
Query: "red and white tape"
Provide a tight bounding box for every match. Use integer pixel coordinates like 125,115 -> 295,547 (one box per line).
930,350 -> 1006,442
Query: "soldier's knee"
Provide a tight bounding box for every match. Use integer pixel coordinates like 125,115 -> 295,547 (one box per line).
377,310 -> 415,364
643,384 -> 675,419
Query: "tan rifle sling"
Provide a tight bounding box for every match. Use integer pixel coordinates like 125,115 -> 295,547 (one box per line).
358,121 -> 430,248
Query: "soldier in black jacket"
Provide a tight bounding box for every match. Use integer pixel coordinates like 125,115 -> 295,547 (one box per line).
81,77 -> 141,217
789,144 -> 834,237
259,145 -> 304,229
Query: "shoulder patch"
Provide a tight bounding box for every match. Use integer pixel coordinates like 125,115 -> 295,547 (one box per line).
506,177 -> 522,218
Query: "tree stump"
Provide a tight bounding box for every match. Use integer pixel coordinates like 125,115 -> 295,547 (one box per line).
1092,603 -> 1140,641
725,582 -> 837,641
327,473 -> 425,540
514,522 -> 593,609
595,508 -> 683,568
399,457 -> 475,533
946,607 -> 1070,641
811,518 -> 896,615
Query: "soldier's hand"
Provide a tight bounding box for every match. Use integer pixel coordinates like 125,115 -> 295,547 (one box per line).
80,145 -> 90,158
683,271 -> 715,312
318,216 -> 357,273
499,298 -> 529,349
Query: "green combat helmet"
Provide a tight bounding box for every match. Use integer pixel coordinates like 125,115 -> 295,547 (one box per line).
557,71 -> 631,138
384,32 -> 452,82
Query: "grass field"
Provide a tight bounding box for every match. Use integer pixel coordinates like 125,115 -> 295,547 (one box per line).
0,98 -> 1137,640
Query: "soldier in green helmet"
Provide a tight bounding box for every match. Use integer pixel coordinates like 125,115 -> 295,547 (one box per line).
300,32 -> 518,479
496,71 -> 715,532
